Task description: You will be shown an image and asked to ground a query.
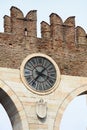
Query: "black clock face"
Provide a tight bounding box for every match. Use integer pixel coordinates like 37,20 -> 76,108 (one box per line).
24,56 -> 57,92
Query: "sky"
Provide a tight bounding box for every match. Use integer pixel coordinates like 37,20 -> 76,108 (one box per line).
60,95 -> 87,130
0,0 -> 87,36
0,95 -> 87,130
0,1 -> 87,130
0,104 -> 12,130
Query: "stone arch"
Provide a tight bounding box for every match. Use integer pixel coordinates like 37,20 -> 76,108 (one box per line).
53,84 -> 87,130
0,80 -> 29,130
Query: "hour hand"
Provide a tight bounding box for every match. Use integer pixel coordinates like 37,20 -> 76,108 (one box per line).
36,70 -> 48,79
40,73 -> 48,79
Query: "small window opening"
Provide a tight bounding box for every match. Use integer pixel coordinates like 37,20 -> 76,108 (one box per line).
24,28 -> 28,36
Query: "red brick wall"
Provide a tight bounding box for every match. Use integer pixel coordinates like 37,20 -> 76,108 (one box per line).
0,6 -> 87,76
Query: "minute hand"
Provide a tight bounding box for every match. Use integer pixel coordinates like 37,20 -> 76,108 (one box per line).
40,67 -> 46,74
32,67 -> 46,84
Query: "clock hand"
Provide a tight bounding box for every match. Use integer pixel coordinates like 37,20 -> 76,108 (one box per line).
41,67 -> 46,73
31,75 -> 39,85
31,67 -> 46,86
36,70 -> 40,75
39,73 -> 48,79
31,69 -> 45,85
29,72 -> 39,86
35,70 -> 48,80
36,67 -> 46,76
40,73 -> 56,80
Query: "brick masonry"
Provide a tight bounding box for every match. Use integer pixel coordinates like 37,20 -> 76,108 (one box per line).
0,6 -> 87,130
0,6 -> 87,76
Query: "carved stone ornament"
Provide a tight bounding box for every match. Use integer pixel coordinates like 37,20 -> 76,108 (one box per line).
36,99 -> 47,119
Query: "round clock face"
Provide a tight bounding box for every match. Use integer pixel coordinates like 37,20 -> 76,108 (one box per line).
21,53 -> 60,94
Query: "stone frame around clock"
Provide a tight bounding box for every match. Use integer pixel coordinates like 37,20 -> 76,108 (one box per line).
20,53 -> 61,95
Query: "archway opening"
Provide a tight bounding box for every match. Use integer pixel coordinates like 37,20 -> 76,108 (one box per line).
0,103 -> 12,130
60,94 -> 87,130
0,88 -> 22,130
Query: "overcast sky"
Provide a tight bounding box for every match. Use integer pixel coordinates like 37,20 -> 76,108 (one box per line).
0,1 -> 87,130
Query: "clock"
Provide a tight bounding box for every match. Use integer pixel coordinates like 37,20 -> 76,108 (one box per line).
20,53 -> 60,95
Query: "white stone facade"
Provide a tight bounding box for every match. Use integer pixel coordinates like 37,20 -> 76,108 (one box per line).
0,67 -> 87,130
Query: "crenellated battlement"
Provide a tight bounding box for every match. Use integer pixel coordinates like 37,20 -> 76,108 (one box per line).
2,6 -> 87,45
41,14 -> 87,45
4,6 -> 37,37
0,6 -> 87,76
